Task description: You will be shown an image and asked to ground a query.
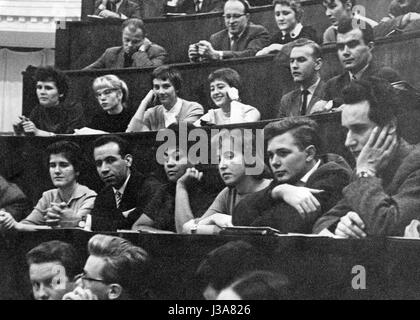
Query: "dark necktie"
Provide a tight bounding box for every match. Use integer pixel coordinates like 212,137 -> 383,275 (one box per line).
195,0 -> 201,12
301,89 -> 309,115
124,53 -> 133,68
231,35 -> 239,51
115,191 -> 122,208
109,2 -> 117,12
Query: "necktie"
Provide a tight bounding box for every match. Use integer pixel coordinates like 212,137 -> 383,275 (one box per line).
231,35 -> 239,51
123,53 -> 133,68
195,0 -> 201,12
115,191 -> 122,208
109,2 -> 116,12
301,89 -> 309,115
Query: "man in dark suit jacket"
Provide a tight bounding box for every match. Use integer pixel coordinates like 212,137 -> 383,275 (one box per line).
278,39 -> 326,118
174,0 -> 225,14
232,117 -> 352,234
94,0 -> 142,19
375,0 -> 420,38
188,0 -> 270,61
320,18 -> 397,110
313,77 -> 420,237
84,18 -> 167,70
90,135 -> 161,231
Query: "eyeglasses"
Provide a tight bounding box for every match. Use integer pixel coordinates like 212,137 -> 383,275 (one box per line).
223,14 -> 246,20
95,88 -> 119,98
73,272 -> 108,285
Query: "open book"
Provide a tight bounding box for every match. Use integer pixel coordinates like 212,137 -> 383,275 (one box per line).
220,226 -> 285,236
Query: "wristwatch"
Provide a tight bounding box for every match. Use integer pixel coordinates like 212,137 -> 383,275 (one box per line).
190,224 -> 198,234
357,170 -> 376,178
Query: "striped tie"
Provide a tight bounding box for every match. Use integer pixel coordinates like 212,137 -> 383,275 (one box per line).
115,191 -> 122,208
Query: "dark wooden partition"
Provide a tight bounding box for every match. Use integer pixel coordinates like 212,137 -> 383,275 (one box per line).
2,229 -> 420,300
27,31 -> 420,126
58,3 -> 329,69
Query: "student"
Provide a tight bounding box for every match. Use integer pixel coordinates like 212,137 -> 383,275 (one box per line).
126,66 -> 204,131
0,141 -> 96,231
181,128 -> 271,234
256,0 -> 318,56
195,68 -> 260,126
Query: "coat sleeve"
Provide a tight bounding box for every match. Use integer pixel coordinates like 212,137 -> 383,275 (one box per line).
213,26 -> 271,59
342,169 -> 420,236
132,45 -> 168,68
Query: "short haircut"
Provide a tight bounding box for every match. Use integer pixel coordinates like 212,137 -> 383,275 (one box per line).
342,77 -> 399,129
225,0 -> 251,14
35,66 -> 69,102
26,240 -> 81,280
92,134 -> 131,157
152,65 -> 183,93
87,234 -> 149,299
227,270 -> 290,300
92,74 -> 129,105
337,16 -> 374,44
290,38 -> 323,59
211,128 -> 267,178
208,68 -> 242,91
273,0 -> 304,22
46,140 -> 84,174
196,240 -> 270,291
323,0 -> 356,8
121,18 -> 146,34
264,117 -> 322,154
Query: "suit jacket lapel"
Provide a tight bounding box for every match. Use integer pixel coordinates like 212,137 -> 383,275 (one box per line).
307,81 -> 326,112
116,48 -> 126,68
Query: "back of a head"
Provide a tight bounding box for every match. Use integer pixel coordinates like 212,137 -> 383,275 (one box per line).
196,240 -> 269,292
88,234 -> 149,299
26,240 -> 81,280
342,77 -> 399,130
227,270 -> 290,300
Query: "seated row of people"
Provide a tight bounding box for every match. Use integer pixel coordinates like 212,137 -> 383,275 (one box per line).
15,65 -> 260,136
20,15 -> 418,137
3,74 -> 420,238
25,235 -> 288,300
88,0 -> 420,71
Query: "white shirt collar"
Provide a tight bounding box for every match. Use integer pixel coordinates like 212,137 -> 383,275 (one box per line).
113,172 -> 131,196
282,23 -> 303,39
301,77 -> 320,95
349,62 -> 370,81
163,98 -> 182,127
300,160 -> 321,184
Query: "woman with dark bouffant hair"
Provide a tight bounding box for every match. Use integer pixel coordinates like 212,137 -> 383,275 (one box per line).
195,68 -> 260,126
13,66 -> 86,136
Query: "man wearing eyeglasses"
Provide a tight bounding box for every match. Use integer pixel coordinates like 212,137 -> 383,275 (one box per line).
312,18 -> 397,113
63,234 -> 150,300
188,0 -> 270,62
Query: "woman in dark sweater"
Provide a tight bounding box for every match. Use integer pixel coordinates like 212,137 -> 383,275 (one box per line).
256,0 -> 318,56
87,74 -> 132,133
13,66 -> 85,136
